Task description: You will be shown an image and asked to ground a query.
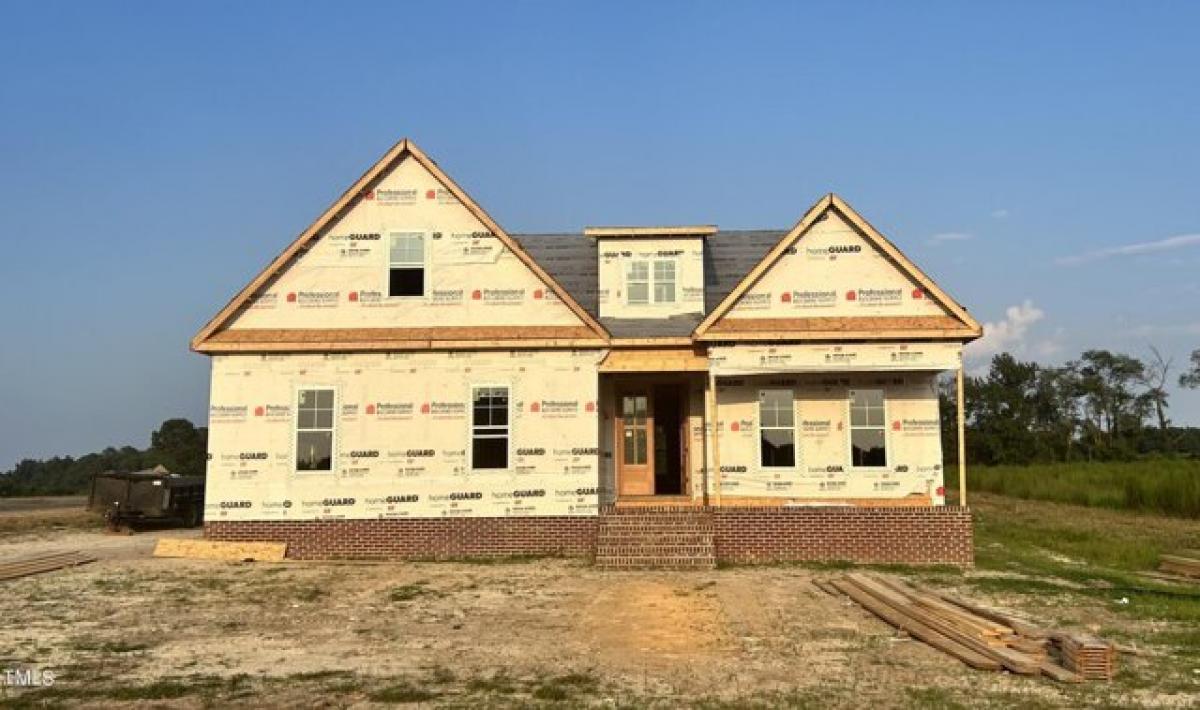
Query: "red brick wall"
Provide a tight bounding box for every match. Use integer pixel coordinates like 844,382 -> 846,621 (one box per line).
204,517 -> 598,560
205,506 -> 972,565
712,506 -> 973,566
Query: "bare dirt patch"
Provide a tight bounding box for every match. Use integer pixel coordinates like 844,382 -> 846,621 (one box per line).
0,519 -> 1196,707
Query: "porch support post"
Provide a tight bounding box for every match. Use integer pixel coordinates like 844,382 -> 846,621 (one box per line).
708,372 -> 722,506
956,365 -> 967,507
701,374 -> 711,506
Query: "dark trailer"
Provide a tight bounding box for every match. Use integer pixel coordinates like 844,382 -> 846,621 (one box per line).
88,465 -> 205,528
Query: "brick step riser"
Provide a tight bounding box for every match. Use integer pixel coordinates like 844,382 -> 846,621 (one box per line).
595,527 -> 705,532
597,536 -> 714,546
596,521 -> 714,530
597,546 -> 715,556
595,511 -> 718,569
599,514 -> 714,522
597,562 -> 718,570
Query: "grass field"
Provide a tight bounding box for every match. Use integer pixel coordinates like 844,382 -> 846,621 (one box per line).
962,459 -> 1200,518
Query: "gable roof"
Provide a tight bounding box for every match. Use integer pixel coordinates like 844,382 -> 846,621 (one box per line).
692,194 -> 983,340
191,139 -> 608,351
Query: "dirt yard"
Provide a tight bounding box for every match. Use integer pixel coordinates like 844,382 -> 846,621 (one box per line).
0,498 -> 1198,708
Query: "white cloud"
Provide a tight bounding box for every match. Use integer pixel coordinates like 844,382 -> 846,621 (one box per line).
927,231 -> 973,246
990,209 -> 1009,219
964,300 -> 1046,371
1056,233 -> 1200,266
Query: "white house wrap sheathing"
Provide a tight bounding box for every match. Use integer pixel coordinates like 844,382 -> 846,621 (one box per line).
205,350 -> 604,522
596,236 -> 706,319
725,210 -> 952,318
712,372 -> 946,503
227,156 -> 584,330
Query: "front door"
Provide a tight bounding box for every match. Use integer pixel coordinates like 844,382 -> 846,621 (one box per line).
616,391 -> 654,495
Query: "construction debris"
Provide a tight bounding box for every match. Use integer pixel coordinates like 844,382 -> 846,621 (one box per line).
1159,552 -> 1200,579
153,538 -> 287,562
828,573 -> 1117,683
0,550 -> 97,582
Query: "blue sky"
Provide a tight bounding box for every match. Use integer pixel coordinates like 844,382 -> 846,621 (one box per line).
1,1 -> 1198,467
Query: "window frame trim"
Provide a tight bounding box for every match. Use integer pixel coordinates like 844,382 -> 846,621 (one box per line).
757,387 -> 798,470
846,387 -> 889,470
384,230 -> 429,300
293,384 -> 338,475
468,382 -> 512,472
625,258 -> 678,306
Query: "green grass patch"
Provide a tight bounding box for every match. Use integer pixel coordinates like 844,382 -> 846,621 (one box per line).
388,580 -> 442,602
368,681 -> 439,703
970,493 -> 1200,623
530,672 -> 598,701
964,459 -> 1200,518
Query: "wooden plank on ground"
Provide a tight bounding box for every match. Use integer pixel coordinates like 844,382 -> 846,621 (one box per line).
153,538 -> 286,562
0,551 -> 96,581
831,579 -> 1002,671
848,574 -> 1041,675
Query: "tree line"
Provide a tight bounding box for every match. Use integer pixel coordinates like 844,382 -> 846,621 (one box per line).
4,349 -> 1199,495
0,419 -> 207,496
942,348 -> 1200,465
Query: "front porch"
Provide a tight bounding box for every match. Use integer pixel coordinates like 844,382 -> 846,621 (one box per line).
597,345 -> 970,510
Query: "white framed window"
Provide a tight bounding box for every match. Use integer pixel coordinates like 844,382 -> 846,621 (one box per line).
627,261 -> 650,304
653,260 -> 676,303
471,385 -> 509,470
296,387 -> 336,472
758,389 -> 796,468
626,259 -> 676,305
848,389 -> 887,468
388,231 -> 425,297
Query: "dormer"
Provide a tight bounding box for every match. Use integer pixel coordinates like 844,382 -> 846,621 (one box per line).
589,225 -> 712,320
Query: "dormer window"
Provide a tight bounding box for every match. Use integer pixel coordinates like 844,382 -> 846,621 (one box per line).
653,261 -> 676,303
626,259 -> 676,305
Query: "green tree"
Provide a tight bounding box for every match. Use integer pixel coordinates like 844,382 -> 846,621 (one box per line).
1072,350 -> 1151,458
1181,349 -> 1200,389
150,419 -> 208,477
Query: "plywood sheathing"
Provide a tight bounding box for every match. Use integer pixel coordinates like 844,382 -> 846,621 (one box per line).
153,538 -> 287,562
585,225 -> 718,238
694,195 -> 983,340
191,139 -> 608,353
699,316 -> 977,341
599,347 -> 709,372
202,326 -> 604,352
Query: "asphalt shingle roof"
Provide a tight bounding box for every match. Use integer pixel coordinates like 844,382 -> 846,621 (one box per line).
514,230 -> 786,338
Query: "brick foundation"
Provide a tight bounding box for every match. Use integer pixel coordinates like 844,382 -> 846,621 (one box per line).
713,506 -> 973,566
205,506 -> 973,566
204,516 -> 598,560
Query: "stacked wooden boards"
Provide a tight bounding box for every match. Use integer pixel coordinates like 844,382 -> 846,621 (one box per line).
0,550 -> 97,582
1159,552 -> 1200,579
1056,633 -> 1117,680
827,573 -> 1116,682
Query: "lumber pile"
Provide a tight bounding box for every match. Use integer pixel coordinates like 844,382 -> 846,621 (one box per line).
153,538 -> 287,562
0,550 -> 97,582
829,573 -> 1116,683
1159,552 -> 1200,579
1056,632 -> 1117,680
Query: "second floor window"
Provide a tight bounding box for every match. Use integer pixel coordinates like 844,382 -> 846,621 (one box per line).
626,259 -> 676,305
388,232 -> 425,297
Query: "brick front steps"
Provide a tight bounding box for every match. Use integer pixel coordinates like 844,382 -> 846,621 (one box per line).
595,506 -> 716,570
